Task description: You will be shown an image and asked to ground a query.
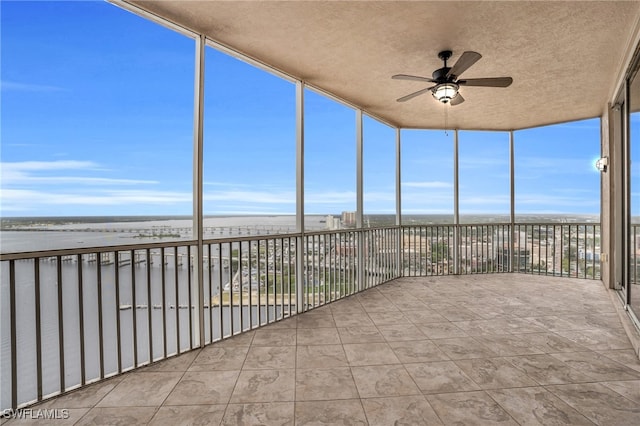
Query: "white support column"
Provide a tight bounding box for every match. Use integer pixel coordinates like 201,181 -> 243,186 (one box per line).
396,128 -> 402,276
296,81 -> 305,313
453,129 -> 460,275
356,110 -> 364,290
509,130 -> 515,273
192,34 -> 205,347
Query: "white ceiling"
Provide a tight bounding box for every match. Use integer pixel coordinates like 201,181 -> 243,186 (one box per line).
127,0 -> 640,130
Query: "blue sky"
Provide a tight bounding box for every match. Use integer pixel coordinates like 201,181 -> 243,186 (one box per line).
1,0 -> 604,218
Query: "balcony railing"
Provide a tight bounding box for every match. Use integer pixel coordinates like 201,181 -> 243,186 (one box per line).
0,222 -> 599,410
402,223 -> 601,280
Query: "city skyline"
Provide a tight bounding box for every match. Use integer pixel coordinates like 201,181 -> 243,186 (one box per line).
2,1 -> 603,218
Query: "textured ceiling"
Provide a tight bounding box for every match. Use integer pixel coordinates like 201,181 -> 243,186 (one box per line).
127,0 -> 640,130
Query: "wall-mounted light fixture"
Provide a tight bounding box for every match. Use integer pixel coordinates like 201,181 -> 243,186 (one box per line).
595,156 -> 608,173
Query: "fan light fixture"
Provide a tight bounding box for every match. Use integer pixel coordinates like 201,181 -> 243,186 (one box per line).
433,83 -> 459,104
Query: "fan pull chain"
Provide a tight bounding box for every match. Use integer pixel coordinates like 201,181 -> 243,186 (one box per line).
444,104 -> 449,136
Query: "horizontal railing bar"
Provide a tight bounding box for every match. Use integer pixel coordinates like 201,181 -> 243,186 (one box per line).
0,240 -> 199,260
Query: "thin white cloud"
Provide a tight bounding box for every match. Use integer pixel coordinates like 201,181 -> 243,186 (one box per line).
1,80 -> 65,92
2,160 -> 97,171
204,190 -> 295,204
1,189 -> 191,207
1,160 -> 156,186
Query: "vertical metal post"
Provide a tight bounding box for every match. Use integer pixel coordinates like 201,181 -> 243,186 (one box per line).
115,256 -> 122,373
10,260 -> 17,409
161,247 -> 167,358
193,34 -> 206,348
55,257 -> 66,389
130,250 -> 137,367
34,260 -> 42,400
453,130 -> 460,274
78,256 -> 86,383
623,80 -> 630,304
174,247 -> 180,353
356,109 -> 364,290
509,130 -> 515,273
96,255 -> 104,379
146,248 -> 153,363
396,128 -> 402,276
296,81 -> 305,313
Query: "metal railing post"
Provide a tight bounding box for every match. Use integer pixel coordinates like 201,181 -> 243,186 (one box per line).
296,81 -> 306,313
453,130 -> 460,274
193,34 -> 206,348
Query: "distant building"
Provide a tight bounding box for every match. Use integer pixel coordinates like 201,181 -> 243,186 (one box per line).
341,211 -> 356,227
325,215 -> 341,230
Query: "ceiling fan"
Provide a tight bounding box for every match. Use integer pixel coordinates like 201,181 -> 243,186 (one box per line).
392,50 -> 513,105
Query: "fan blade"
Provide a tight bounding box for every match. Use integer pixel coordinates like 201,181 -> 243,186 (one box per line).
446,51 -> 482,78
392,74 -> 435,83
396,86 -> 434,102
450,93 -> 465,106
458,77 -> 513,87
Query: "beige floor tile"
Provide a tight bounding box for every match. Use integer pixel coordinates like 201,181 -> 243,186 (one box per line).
190,345 -> 249,370
243,346 -> 296,370
337,326 -> 385,343
222,402 -> 294,426
251,329 -> 296,346
295,399 -> 367,425
332,312 -> 373,327
474,334 -> 546,356
361,395 -> 443,426
426,391 -> 518,425
296,313 -> 336,329
512,332 -> 589,353
433,337 -> 498,359
487,387 -> 593,426
296,344 -> 348,368
75,407 -> 157,425
295,367 -> 359,401
296,327 -> 341,345
550,351 -> 640,381
350,365 -> 420,398
555,329 -> 633,351
366,311 -> 410,326
454,357 -> 538,389
402,309 -> 447,324
503,354 -> 595,385
405,361 -> 480,394
547,383 -> 640,425
148,405 -> 226,426
32,377 -> 122,409
343,342 -> 400,366
163,370 -> 239,405
454,319 -> 513,335
141,351 -> 198,372
598,349 -> 640,373
97,372 -> 183,407
377,324 -> 427,341
215,331 -> 255,346
230,369 -> 295,403
602,380 -> 640,404
388,339 -> 450,363
522,316 -> 580,332
417,322 -> 468,339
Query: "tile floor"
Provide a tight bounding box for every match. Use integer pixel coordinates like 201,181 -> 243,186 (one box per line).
5,274 -> 640,425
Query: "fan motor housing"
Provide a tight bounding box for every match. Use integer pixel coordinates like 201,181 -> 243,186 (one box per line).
432,67 -> 451,82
